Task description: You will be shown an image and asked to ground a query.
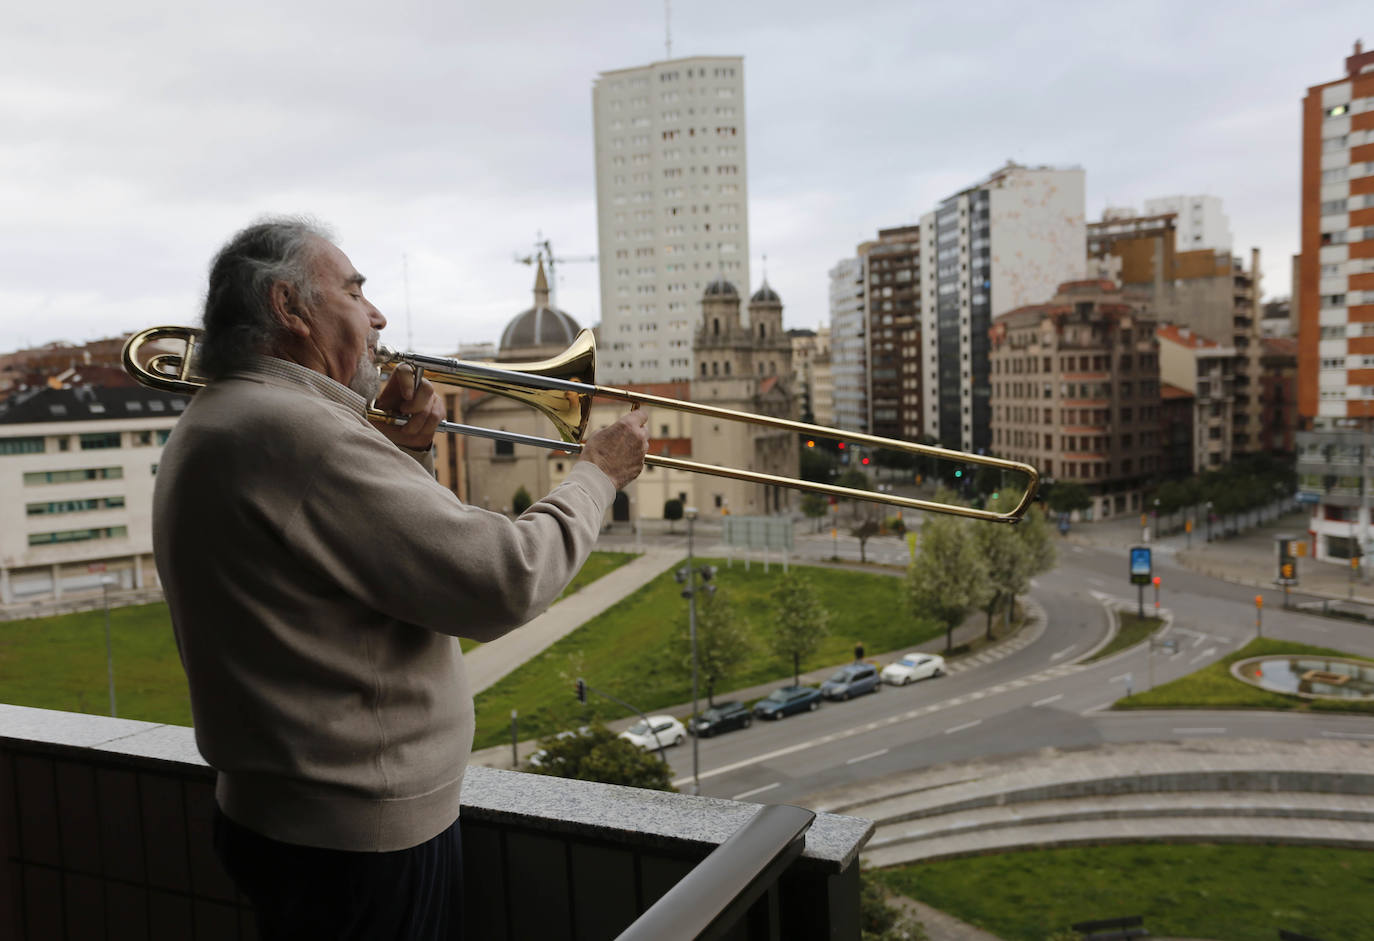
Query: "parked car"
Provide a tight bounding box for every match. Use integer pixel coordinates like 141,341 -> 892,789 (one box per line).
752,685 -> 823,720
526,726 -> 589,768
618,715 -> 687,750
689,701 -> 753,737
820,663 -> 881,701
880,652 -> 946,686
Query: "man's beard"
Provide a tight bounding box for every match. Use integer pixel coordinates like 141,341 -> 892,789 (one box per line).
348,332 -> 382,401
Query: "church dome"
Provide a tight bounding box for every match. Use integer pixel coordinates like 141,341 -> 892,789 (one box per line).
750,281 -> 781,304
498,260 -> 582,358
703,278 -> 739,298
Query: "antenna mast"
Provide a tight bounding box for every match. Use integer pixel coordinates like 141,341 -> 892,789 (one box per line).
665,0 -> 672,59
402,253 -> 413,351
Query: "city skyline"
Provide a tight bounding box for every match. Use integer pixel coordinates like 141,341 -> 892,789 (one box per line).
0,1 -> 1363,356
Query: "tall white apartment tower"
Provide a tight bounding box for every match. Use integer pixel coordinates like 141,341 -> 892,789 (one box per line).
1142,195 -> 1233,254
919,162 -> 1085,454
592,56 -> 750,386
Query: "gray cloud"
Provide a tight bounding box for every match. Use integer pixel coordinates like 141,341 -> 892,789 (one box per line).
0,0 -> 1356,355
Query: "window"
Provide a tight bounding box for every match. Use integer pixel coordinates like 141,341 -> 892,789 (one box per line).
23,467 -> 123,485
0,436 -> 45,455
79,432 -> 121,450
28,525 -> 128,546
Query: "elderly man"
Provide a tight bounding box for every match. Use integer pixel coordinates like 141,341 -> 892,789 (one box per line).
153,217 -> 648,939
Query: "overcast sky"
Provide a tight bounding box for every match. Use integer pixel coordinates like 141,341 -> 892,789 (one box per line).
1,1 -> 1363,356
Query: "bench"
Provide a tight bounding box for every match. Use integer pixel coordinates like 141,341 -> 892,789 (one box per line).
1070,914 -> 1148,940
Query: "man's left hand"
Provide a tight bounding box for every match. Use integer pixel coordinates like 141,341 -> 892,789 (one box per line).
372,365 -> 445,451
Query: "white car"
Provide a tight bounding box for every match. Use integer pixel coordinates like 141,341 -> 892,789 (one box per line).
618,715 -> 687,751
880,652 -> 945,686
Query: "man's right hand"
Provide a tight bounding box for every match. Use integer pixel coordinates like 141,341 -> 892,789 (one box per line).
578,410 -> 650,489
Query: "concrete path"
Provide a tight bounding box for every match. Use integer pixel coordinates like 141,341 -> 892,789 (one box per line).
463,545 -> 683,695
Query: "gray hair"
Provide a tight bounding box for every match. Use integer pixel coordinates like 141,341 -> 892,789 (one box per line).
197,216 -> 334,378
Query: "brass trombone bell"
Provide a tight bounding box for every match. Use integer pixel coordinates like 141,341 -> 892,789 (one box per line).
122,325 -> 1040,523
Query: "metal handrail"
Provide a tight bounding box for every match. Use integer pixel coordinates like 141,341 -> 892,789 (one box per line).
616,803 -> 816,941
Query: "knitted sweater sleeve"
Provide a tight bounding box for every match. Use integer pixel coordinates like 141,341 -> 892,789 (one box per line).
283,410 -> 615,642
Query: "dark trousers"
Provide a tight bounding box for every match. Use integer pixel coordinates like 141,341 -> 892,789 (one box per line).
213,807 -> 464,940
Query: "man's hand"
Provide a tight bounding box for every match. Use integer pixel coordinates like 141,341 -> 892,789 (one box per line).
372,364 -> 445,451
579,410 -> 650,489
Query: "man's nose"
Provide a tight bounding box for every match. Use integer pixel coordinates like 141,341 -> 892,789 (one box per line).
371,302 -> 387,330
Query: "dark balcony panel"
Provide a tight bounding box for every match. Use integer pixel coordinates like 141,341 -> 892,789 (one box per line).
15,756 -> 60,867
572,843 -> 640,939
506,830 -> 574,939
462,822 -> 508,939
148,888 -> 193,940
55,762 -> 102,873
20,865 -> 63,940
63,872 -> 106,940
97,768 -> 146,883
193,900 -> 244,941
140,773 -> 190,892
104,882 -> 151,940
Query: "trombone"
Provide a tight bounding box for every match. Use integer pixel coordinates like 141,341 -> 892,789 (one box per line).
123,326 -> 1039,523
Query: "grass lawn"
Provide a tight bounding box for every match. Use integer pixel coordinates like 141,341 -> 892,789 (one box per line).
0,550 -> 641,726
1114,637 -> 1374,715
471,558 -> 936,750
876,843 -> 1374,941
1084,612 -> 1161,663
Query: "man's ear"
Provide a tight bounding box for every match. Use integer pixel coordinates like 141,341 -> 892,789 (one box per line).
270,281 -> 310,339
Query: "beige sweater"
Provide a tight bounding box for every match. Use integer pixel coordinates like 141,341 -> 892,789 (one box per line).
152,358 -> 613,851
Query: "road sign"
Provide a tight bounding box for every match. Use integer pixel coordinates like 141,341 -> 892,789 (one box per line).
1129,546 -> 1152,586
1296,491 -> 1322,505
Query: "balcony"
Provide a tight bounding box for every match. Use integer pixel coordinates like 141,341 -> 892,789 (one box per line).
1,705 -> 871,940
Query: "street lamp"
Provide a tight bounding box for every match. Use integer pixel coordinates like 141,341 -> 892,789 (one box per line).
1206,500 -> 1214,543
101,575 -> 118,717
684,506 -> 701,794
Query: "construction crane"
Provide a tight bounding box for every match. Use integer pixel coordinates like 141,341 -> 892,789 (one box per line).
514,235 -> 596,313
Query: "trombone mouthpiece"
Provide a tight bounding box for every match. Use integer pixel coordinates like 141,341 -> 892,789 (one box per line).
375,344 -> 403,366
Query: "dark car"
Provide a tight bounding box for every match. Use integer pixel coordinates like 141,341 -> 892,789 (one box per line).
752,685 -> 823,720
690,701 -> 753,737
821,663 -> 881,701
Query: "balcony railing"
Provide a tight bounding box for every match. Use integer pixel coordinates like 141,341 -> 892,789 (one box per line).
1,705 -> 872,940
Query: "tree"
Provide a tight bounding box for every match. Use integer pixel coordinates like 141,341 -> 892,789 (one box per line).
526,723 -> 676,791
1045,480 -> 1091,516
836,468 -> 872,518
663,498 -> 684,532
972,497 -> 1057,640
851,518 -> 881,564
512,485 -> 532,516
768,572 -> 830,685
674,587 -> 752,705
907,509 -> 991,652
801,492 -> 830,532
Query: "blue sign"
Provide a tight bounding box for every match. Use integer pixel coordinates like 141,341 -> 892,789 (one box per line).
1129,546 -> 1152,585
1296,491 -> 1321,505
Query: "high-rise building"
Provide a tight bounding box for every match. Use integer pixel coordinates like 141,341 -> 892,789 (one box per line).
858,226 -> 922,442
829,256 -> 866,433
591,56 -> 749,386
1142,195 -> 1232,254
920,162 -> 1086,453
1295,40 -> 1374,562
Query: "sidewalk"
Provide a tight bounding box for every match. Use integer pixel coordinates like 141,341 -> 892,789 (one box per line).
1065,508 -> 1374,606
463,544 -> 683,695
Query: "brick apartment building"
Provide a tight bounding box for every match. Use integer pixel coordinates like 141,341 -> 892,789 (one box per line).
989,280 -> 1160,520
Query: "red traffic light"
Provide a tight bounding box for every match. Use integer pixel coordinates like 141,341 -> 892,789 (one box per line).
837,442 -> 845,449
806,439 -> 815,448
861,457 -> 869,465
1152,576 -> 1160,587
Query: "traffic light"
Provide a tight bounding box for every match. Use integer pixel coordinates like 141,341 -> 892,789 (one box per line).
806,439 -> 815,448
954,469 -> 963,478
575,678 -> 586,704
837,442 -> 846,450
861,457 -> 869,465
1281,563 -> 1294,580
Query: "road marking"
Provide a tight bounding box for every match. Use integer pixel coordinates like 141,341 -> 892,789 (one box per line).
1050,645 -> 1075,661
1190,647 -> 1217,665
1072,545 -> 1086,554
1033,694 -> 1064,707
846,748 -> 889,765
944,720 -> 982,735
1082,702 -> 1113,714
1192,635 -> 1206,648
731,782 -> 780,800
1323,731 -> 1374,740
1110,673 -> 1132,683
1173,727 -> 1226,734
1087,576 -> 1105,586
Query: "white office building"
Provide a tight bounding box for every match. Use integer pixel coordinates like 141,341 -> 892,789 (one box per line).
0,386 -> 184,605
1142,194 -> 1232,254
919,162 -> 1086,453
592,56 -> 750,385
829,257 -> 867,433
